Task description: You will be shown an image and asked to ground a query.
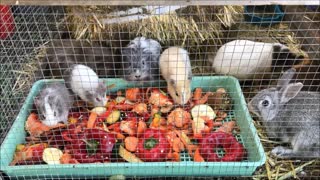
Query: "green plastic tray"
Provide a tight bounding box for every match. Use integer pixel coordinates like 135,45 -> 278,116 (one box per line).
0,76 -> 266,178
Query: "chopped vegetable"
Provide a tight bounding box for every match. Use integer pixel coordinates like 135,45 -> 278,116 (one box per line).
91,107 -> 107,116
216,121 -> 236,134
25,113 -> 51,137
193,88 -> 203,101
192,117 -> 206,138
10,143 -> 48,165
136,129 -> 170,162
126,88 -> 140,102
193,148 -> 205,162
42,148 -> 63,164
132,103 -> 148,114
106,110 -> 121,124
115,96 -> 126,104
119,145 -> 143,163
199,132 -> 244,162
87,112 -> 98,128
167,108 -> 191,128
14,87 -> 244,165
137,120 -> 147,135
191,104 -> 216,120
70,129 -> 117,163
125,137 -> 139,152
120,120 -> 136,136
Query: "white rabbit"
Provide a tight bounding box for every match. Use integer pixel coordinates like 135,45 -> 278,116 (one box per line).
159,47 -> 192,105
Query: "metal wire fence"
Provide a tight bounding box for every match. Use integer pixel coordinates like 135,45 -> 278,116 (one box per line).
0,1 -> 319,179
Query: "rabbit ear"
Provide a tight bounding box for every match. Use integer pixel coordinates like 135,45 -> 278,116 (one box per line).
279,82 -> 303,104
277,68 -> 296,90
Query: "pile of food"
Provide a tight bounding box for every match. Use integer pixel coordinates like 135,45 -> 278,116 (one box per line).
10,87 -> 246,165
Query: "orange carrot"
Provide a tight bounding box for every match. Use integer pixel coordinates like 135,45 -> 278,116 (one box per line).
172,152 -> 180,162
194,148 -> 205,162
124,137 -> 139,152
186,144 -> 198,157
87,112 -> 98,129
193,88 -> 202,101
194,92 -> 213,105
125,88 -> 140,102
116,133 -> 125,140
216,121 -> 236,134
172,138 -> 184,153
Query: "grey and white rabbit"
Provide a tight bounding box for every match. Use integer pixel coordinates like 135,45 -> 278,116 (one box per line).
64,64 -> 107,107
248,68 -> 320,159
34,83 -> 74,127
120,36 -> 162,82
209,40 -> 310,80
43,39 -> 120,78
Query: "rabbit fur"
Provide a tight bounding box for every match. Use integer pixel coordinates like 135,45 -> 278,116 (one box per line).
248,68 -> 320,159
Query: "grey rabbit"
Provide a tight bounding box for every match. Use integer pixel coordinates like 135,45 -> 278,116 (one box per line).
43,39 -> 120,78
120,36 -> 162,82
248,68 -> 320,159
34,83 -> 74,127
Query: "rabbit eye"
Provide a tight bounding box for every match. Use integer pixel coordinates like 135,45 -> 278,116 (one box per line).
175,92 -> 179,97
96,97 -> 101,102
142,61 -> 145,65
261,100 -> 270,107
54,111 -> 57,117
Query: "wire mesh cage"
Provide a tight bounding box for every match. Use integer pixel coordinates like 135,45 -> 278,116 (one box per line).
0,0 -> 319,179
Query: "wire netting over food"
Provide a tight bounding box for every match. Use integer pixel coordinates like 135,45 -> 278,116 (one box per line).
0,1 -> 319,179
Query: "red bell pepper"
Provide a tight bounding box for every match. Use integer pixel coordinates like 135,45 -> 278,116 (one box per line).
136,129 -> 170,162
68,129 -> 116,163
199,132 -> 245,162
0,5 -> 15,39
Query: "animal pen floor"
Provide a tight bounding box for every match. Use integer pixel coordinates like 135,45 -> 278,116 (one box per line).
0,4 -> 319,180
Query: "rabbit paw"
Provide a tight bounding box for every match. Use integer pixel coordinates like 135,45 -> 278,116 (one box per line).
271,146 -> 294,158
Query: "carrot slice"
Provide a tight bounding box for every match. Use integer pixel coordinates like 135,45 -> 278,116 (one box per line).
124,137 -> 139,152
194,148 -> 205,162
193,88 -> 202,101
87,112 -> 98,129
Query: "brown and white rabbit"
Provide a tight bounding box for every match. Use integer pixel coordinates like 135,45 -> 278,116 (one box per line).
248,68 -> 320,159
209,40 -> 310,80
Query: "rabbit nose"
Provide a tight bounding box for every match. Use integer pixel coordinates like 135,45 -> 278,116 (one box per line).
135,75 -> 141,79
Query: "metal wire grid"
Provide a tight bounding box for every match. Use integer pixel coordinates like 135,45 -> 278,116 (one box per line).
0,2 -> 319,180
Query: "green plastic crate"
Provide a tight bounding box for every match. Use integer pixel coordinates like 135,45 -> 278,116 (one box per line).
0,76 -> 266,178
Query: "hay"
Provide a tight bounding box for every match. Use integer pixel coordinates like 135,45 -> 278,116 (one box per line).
11,43 -> 47,94
65,5 -> 243,47
251,118 -> 320,179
